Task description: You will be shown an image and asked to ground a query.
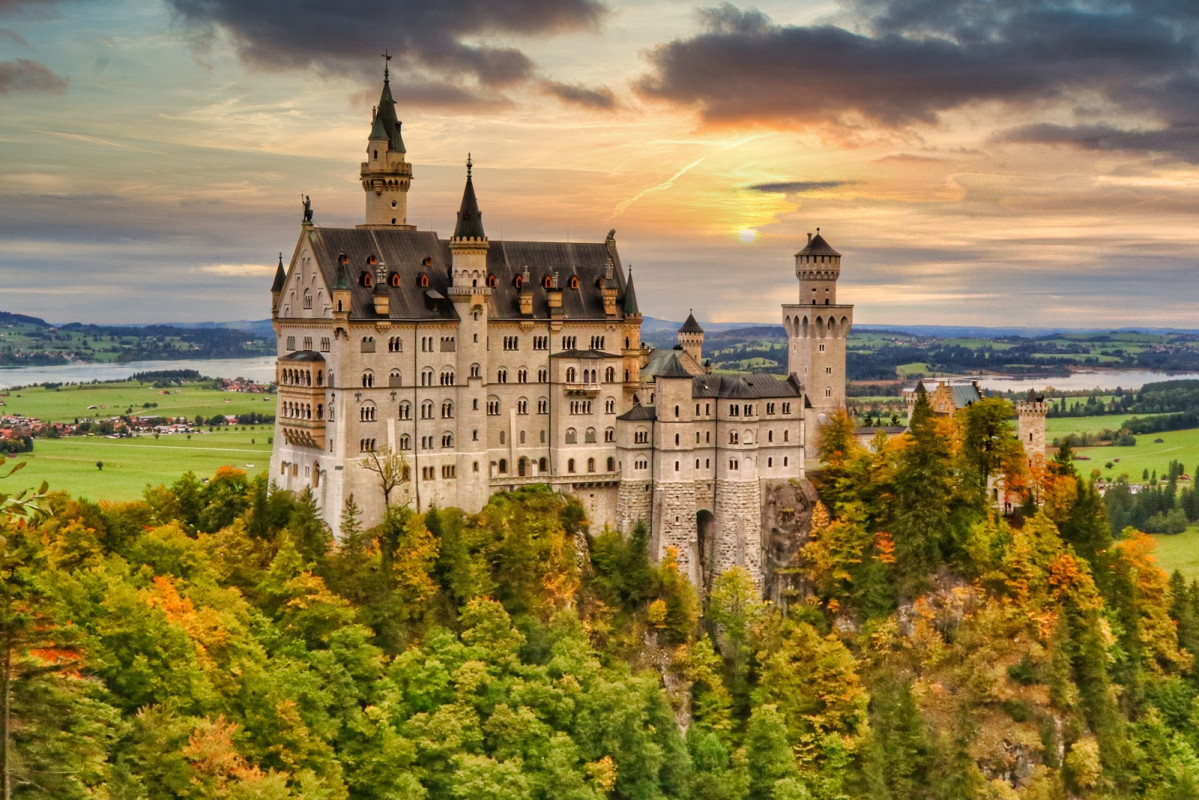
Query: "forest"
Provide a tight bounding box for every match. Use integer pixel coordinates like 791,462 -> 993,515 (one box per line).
4,392 -> 1199,798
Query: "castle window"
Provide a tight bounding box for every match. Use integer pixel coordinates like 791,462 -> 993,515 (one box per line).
569,275 -> 579,290
587,457 -> 595,473
359,438 -> 376,452
441,336 -> 455,352
399,434 -> 411,450
421,400 -> 434,419
286,336 -> 296,350
518,368 -> 528,383
540,430 -> 546,443
607,457 -> 615,471
744,404 -> 752,416
303,291 -> 312,309
568,459 -> 576,473
442,401 -> 454,418
320,337 -> 330,352
782,402 -> 791,414
514,274 -> 524,289
497,368 -> 508,383
825,366 -> 832,375
388,336 -> 402,352
391,272 -> 401,287
730,405 -> 739,417
517,398 -> 528,415
674,461 -> 680,472
825,387 -> 832,397
586,428 -> 596,443
503,336 -> 519,351
538,367 -> 548,382
418,273 -> 429,288
533,336 -> 548,350
784,430 -> 789,442
539,457 -> 548,472
730,432 -> 738,444
635,428 -> 649,444
421,368 -> 434,386
605,427 -> 615,443
487,398 -> 500,416
470,363 -> 481,378
360,402 -> 377,422
563,336 -> 577,350
766,402 -> 776,415
674,405 -> 680,418
543,275 -> 553,289
442,432 -> 454,448
537,398 -> 549,414
566,428 -> 577,444
389,369 -> 402,388
566,367 -> 577,383
440,369 -> 454,386
362,271 -> 373,287
729,459 -> 738,470
362,371 -> 374,388
399,401 -> 411,420
605,398 -> 615,414
675,433 -> 680,445
605,366 -> 615,382
487,273 -> 498,288
768,430 -> 774,443
783,456 -> 789,467
361,336 -> 375,353
818,343 -> 825,352
442,465 -> 456,479
768,457 -> 773,468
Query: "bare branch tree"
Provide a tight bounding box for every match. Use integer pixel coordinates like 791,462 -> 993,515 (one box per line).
359,445 -> 411,508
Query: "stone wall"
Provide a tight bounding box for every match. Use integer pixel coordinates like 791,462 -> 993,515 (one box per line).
712,479 -> 763,586
617,479 -> 652,534
653,480 -> 702,586
761,479 -> 818,604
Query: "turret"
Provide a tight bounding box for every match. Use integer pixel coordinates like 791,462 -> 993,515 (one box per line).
332,253 -> 352,318
1016,390 -> 1048,465
270,253 -> 286,315
359,55 -> 414,229
449,155 -> 490,299
678,310 -> 704,363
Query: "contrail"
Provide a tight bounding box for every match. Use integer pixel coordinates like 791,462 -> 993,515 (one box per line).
608,135 -> 768,222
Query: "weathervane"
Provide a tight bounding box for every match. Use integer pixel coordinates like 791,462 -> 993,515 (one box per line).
467,152 -> 473,178
382,49 -> 392,81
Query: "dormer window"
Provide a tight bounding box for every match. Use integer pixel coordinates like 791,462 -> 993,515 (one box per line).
568,275 -> 579,290
542,275 -> 553,289
487,273 -> 498,288
514,274 -> 524,289
361,271 -> 373,287
390,272 -> 401,287
418,273 -> 429,288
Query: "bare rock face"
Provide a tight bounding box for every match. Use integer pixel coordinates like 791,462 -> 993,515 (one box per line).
761,479 -> 819,604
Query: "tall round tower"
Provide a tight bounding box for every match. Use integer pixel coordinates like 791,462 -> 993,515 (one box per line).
359,56 -> 415,229
781,229 -> 853,458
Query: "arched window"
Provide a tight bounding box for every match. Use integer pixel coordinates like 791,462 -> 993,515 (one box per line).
399,401 -> 411,420
569,275 -> 579,289
567,458 -> 576,473
418,273 -> 429,288
539,457 -> 548,472
587,457 -> 595,472
441,401 -> 454,418
566,367 -> 577,382
470,363 -> 481,378
442,432 -> 454,448
362,370 -> 374,388
605,366 -> 615,382
487,273 -> 498,287
389,369 -> 402,388
565,428 -> 577,444
391,272 -> 401,287
498,458 -> 508,474
440,369 -> 455,386
605,427 -> 615,443
585,428 -> 596,443
421,368 -> 434,386
399,434 -> 411,450
497,368 -> 508,383
421,400 -> 434,419
607,457 -> 615,471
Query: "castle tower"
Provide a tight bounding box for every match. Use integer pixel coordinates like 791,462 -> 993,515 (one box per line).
448,156 -> 491,511
1016,390 -> 1048,467
359,56 -> 415,229
678,311 -> 704,364
781,229 -> 854,459
620,266 -> 644,406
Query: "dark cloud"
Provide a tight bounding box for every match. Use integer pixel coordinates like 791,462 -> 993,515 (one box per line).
167,0 -> 606,103
0,58 -> 66,94
541,80 -> 616,110
998,122 -> 1199,162
637,1 -> 1199,158
747,180 -> 852,193
0,0 -> 57,15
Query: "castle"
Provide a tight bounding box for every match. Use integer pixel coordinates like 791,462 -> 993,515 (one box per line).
269,67 -> 851,588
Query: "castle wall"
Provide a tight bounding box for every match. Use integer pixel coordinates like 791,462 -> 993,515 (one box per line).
712,478 -> 763,586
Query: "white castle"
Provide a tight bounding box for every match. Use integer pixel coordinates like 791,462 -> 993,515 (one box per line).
269,67 -> 852,588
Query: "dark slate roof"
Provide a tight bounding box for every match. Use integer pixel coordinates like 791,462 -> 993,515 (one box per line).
280,350 -> 325,363
622,269 -> 640,315
692,373 -> 803,399
1025,389 -> 1045,402
951,383 -> 983,407
679,312 -> 704,334
654,353 -> 693,379
795,231 -> 840,258
372,74 -> 406,153
618,403 -> 657,422
453,163 -> 486,240
271,254 -> 286,292
302,227 -> 634,322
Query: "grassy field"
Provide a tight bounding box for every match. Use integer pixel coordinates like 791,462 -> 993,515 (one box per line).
1076,427 -> 1199,482
14,427 -> 273,501
1151,528 -> 1199,582
0,381 -> 275,423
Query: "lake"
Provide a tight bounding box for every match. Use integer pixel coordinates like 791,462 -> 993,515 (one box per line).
973,370 -> 1199,393
0,356 -> 277,389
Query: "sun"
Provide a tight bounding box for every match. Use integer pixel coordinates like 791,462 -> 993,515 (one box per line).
738,229 -> 758,243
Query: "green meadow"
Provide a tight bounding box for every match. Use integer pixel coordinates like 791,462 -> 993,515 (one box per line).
0,380 -> 275,422
14,427 -> 274,502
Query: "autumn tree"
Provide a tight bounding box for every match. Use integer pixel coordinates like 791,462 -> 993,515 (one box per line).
360,446 -> 410,508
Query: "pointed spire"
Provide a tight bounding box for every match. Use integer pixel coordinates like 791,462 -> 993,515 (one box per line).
371,52 -> 405,153
622,266 -> 640,316
453,154 -> 486,240
271,253 -> 286,292
679,310 -> 703,334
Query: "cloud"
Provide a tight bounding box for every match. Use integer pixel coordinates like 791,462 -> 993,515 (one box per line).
541,80 -> 616,110
636,1 -> 1199,158
0,58 -> 66,94
166,0 -> 606,104
997,122 -> 1199,162
747,180 -> 852,193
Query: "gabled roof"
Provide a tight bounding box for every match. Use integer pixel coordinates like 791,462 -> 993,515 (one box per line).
679,311 -> 703,334
453,159 -> 486,240
617,403 -> 657,422
951,383 -> 982,408
654,353 -> 694,379
795,231 -> 840,258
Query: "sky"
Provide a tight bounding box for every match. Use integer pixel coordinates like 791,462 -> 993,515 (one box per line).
2,0 -> 1199,328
